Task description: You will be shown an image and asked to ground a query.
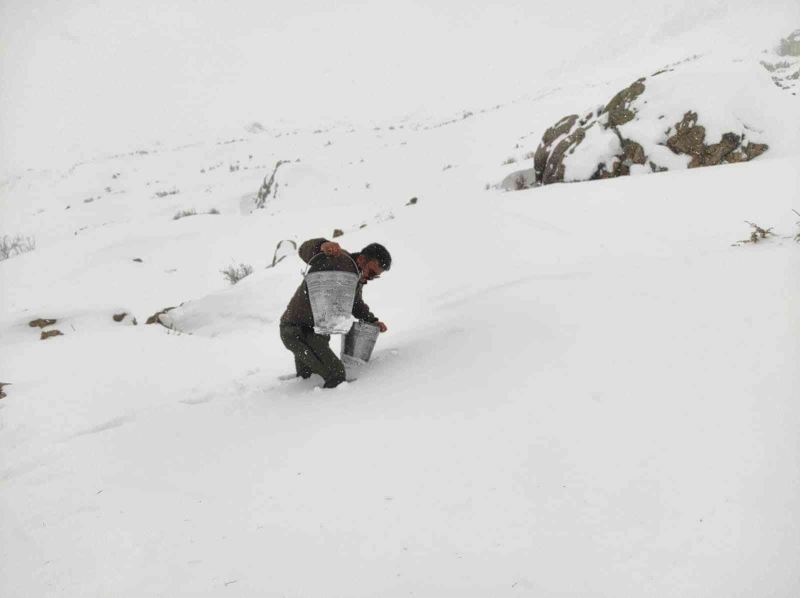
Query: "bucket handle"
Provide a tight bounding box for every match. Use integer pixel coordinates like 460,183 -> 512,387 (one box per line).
303,250 -> 360,278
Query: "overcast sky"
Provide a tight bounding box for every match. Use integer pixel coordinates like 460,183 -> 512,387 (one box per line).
1,0 -> 797,176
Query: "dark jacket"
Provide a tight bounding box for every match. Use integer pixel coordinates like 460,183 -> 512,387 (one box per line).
280,238 -> 379,327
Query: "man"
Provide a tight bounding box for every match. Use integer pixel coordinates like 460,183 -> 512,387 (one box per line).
279,238 -> 391,388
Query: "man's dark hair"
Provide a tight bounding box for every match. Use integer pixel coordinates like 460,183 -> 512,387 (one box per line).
360,243 -> 392,271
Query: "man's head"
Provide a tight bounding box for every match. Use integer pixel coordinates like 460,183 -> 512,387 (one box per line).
355,242 -> 391,282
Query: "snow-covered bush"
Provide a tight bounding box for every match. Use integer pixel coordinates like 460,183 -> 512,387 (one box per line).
777,29 -> 800,56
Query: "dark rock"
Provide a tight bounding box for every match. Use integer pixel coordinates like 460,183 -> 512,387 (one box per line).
703,132 -> 741,165
146,307 -> 176,326
534,115 -> 579,183
542,126 -> 588,185
725,151 -> 747,163
666,111 -> 706,158
621,139 -> 647,165
41,330 -> 63,340
0,382 -> 8,399
744,142 -> 769,160
113,312 -> 127,322
603,79 -> 646,127
29,318 -> 57,328
406,197 -> 418,206
541,115 -> 579,146
590,162 -> 612,180
133,258 -> 143,263
332,229 -> 344,238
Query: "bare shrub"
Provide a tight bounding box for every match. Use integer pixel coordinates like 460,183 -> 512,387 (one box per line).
267,240 -> 297,269
0,235 -> 36,261
734,221 -> 777,246
173,209 -> 197,220
502,156 -> 517,165
254,160 -> 290,209
208,208 -> 220,215
221,263 -> 254,285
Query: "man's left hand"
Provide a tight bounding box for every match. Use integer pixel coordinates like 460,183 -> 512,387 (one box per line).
376,321 -> 388,333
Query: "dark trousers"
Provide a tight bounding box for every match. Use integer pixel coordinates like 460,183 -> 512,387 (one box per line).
279,324 -> 346,386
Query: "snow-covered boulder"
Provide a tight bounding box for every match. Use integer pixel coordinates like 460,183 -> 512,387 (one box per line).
529,55 -> 785,186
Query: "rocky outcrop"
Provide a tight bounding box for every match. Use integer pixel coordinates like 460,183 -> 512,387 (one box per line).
664,112 -> 769,168
529,73 -> 770,187
533,115 -> 579,184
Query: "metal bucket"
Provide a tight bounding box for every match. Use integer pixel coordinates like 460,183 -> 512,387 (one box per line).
305,253 -> 360,335
341,321 -> 380,364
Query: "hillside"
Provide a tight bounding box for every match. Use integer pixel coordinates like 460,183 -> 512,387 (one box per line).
1,15 -> 800,598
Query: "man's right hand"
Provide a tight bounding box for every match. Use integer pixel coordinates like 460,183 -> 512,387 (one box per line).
320,241 -> 342,257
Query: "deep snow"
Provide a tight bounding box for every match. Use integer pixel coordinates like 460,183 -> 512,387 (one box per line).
1,11 -> 800,598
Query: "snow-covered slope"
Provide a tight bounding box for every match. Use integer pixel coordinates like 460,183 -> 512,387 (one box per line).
1,16 -> 799,598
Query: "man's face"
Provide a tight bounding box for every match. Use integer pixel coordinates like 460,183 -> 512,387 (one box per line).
361,259 -> 384,283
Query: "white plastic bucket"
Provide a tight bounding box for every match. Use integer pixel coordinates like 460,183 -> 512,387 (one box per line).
341,321 -> 380,364
305,253 -> 359,334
